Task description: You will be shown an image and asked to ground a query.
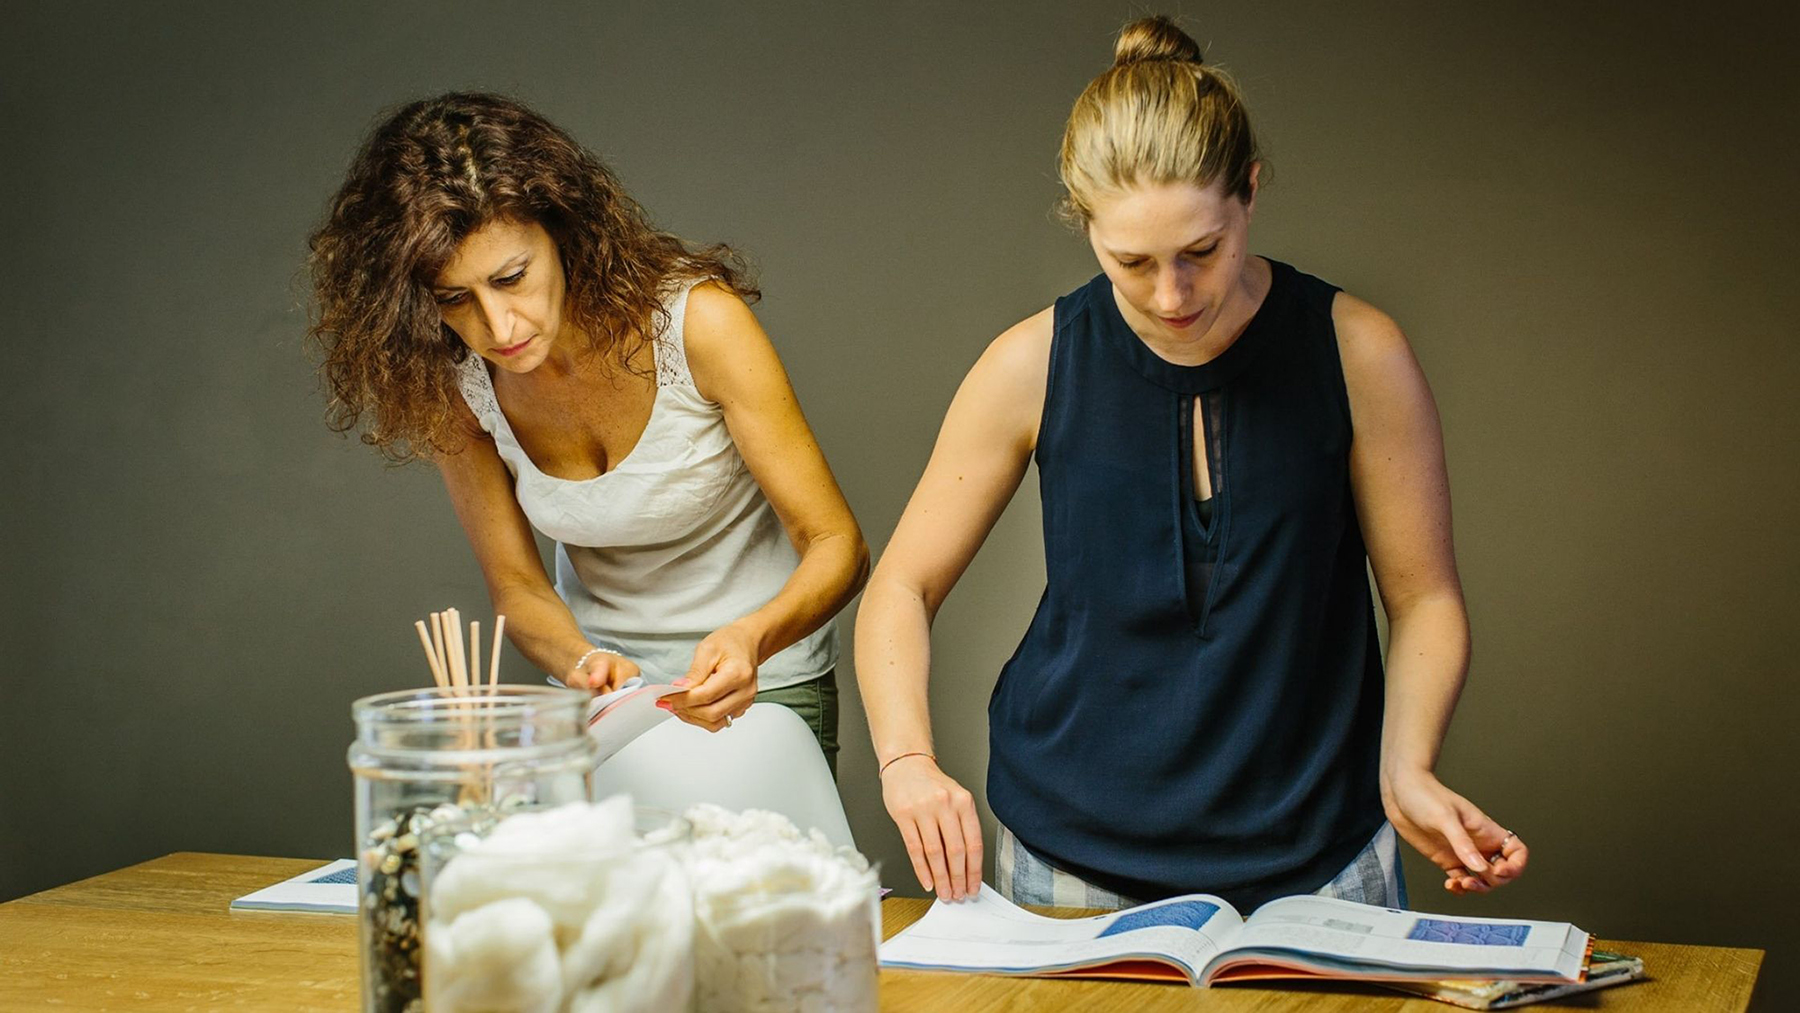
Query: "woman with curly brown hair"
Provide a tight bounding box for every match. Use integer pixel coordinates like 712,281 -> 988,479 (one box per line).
309,93 -> 867,770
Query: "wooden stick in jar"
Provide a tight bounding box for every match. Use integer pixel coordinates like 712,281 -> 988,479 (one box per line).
415,620 -> 449,689
430,611 -> 449,685
446,608 -> 467,688
469,620 -> 482,688
489,615 -> 505,688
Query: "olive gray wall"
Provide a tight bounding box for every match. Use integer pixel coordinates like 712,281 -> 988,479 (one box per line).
3,1 -> 1794,1005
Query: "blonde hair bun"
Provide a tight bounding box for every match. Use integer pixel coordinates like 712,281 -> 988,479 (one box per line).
1112,15 -> 1202,67
1059,13 -> 1259,223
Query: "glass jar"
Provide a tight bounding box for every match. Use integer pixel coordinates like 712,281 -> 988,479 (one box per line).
347,685 -> 597,1013
691,860 -> 881,1012
420,801 -> 694,1013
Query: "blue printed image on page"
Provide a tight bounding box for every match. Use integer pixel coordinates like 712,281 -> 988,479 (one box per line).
308,866 -> 358,885
1097,901 -> 1221,937
1406,919 -> 1531,946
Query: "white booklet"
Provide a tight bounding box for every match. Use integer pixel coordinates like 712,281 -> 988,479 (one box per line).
880,887 -> 1590,987
228,859 -> 357,914
577,677 -> 686,764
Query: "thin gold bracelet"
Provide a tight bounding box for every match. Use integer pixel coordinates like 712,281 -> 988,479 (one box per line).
879,751 -> 937,777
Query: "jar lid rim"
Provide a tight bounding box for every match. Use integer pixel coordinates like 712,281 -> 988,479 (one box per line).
352,685 -> 586,723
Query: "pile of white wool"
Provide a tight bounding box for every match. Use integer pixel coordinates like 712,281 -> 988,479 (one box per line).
682,804 -> 879,1013
424,796 -> 692,1013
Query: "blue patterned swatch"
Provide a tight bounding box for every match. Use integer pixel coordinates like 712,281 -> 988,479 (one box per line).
1098,900 -> 1221,937
1407,918 -> 1530,946
306,866 -> 359,886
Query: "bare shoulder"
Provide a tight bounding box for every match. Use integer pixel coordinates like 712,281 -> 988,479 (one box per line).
679,279 -> 763,357
676,279 -> 784,406
970,306 -> 1053,393
1331,290 -> 1414,367
953,306 -> 1055,448
1330,290 -> 1437,427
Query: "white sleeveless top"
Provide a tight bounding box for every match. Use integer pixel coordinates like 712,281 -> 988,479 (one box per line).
454,281 -> 837,689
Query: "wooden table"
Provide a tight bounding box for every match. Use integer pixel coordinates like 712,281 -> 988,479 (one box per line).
0,853 -> 1763,1011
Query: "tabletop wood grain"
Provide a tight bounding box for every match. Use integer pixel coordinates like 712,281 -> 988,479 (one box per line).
0,853 -> 1764,1011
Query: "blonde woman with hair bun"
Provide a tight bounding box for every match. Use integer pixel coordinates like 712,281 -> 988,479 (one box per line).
858,15 -> 1526,910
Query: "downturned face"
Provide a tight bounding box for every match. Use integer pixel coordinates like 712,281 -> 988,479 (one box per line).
431,217 -> 569,374
1086,176 -> 1256,344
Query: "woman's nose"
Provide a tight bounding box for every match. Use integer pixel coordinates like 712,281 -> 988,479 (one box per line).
475,292 -> 514,344
1153,269 -> 1189,314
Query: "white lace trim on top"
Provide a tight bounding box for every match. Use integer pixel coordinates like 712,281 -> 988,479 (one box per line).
455,282 -> 696,423
651,287 -> 696,388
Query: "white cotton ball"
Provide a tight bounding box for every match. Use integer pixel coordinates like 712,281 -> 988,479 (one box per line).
423,918 -> 456,982
447,897 -> 554,970
432,897 -> 563,1013
772,898 -> 835,953
559,899 -> 638,995
429,798 -> 641,935
557,852 -> 676,997
735,951 -> 778,1007
571,862 -> 694,1013
769,945 -> 824,995
485,794 -> 637,855
431,852 -> 608,935
423,798 -> 702,1013
680,804 -> 880,1013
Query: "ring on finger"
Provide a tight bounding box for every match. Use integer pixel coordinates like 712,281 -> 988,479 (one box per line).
1487,828 -> 1516,864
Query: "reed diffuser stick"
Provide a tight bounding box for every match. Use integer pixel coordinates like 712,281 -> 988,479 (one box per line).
411,608 -> 512,806
446,609 -> 467,688
489,615 -> 506,688
430,612 -> 448,684
456,609 -> 469,686
414,620 -> 449,689
469,621 -> 482,688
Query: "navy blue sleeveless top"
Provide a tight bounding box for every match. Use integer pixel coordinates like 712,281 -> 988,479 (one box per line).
987,259 -> 1385,911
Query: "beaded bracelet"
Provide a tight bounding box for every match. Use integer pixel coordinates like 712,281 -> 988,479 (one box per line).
571,645 -> 622,677
878,751 -> 937,777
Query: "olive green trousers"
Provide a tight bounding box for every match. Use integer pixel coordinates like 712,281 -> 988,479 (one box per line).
752,669 -> 838,779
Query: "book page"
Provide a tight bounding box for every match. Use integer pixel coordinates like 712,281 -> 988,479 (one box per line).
880,886 -> 1243,983
544,675 -> 686,764
584,678 -> 686,764
1218,896 -> 1588,982
229,859 -> 357,914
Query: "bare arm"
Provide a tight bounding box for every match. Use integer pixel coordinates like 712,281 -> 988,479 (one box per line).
435,400 -> 638,692
855,308 -> 1052,900
1337,292 -> 1527,896
676,282 -> 870,729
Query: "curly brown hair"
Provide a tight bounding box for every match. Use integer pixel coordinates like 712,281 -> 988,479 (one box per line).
307,92 -> 758,461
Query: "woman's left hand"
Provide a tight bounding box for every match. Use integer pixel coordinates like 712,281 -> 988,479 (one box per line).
665,623 -> 760,732
1383,767 -> 1529,895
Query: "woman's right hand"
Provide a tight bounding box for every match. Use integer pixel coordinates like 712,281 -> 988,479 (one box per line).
566,650 -> 639,694
881,755 -> 983,902
857,311 -> 1048,906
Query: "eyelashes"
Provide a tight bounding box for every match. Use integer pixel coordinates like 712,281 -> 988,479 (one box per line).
434,269 -> 526,307
1116,246 -> 1219,271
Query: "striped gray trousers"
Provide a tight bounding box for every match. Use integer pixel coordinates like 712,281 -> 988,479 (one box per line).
995,821 -> 1408,911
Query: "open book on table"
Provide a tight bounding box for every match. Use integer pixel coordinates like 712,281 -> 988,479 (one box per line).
879,886 -> 1591,988
1381,949 -> 1645,1010
228,859 -> 357,914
